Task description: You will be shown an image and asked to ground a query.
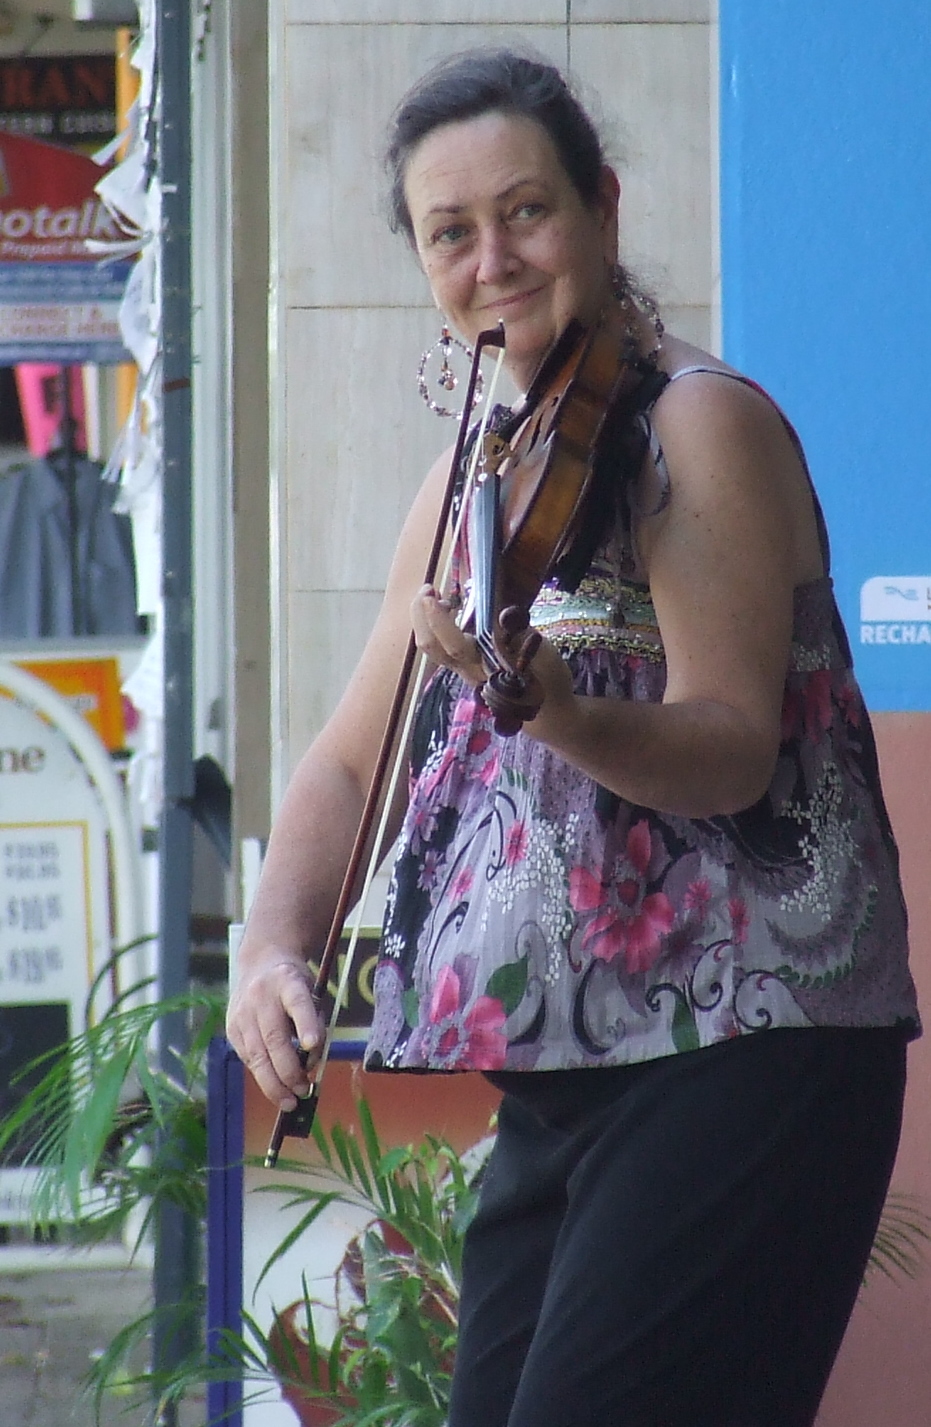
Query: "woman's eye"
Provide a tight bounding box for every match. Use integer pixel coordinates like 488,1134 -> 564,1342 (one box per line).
512,201 -> 545,221
432,223 -> 469,247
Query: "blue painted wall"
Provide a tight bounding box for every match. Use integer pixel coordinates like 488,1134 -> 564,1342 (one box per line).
719,3 -> 931,710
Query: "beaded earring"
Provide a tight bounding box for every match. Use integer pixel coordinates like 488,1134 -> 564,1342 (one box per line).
612,265 -> 665,364
417,324 -> 484,419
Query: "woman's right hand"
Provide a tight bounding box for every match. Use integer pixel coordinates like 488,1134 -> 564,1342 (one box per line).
225,946 -> 325,1110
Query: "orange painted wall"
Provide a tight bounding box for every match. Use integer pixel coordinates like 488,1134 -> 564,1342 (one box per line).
817,714 -> 931,1426
243,1058 -> 501,1165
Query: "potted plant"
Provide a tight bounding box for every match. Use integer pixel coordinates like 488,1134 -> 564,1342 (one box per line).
237,1099 -> 488,1426
0,955 -> 489,1426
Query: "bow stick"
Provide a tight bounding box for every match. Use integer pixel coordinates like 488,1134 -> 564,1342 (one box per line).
264,324 -> 507,1167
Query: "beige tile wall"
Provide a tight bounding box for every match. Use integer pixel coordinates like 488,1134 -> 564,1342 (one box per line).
271,7 -> 714,784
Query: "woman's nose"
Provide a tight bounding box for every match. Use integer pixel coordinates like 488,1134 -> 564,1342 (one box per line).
475,223 -> 521,285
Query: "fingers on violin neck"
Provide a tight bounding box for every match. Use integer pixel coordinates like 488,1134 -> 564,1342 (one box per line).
498,604 -> 530,635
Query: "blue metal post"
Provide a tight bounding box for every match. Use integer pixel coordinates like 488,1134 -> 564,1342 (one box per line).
153,0 -> 196,1422
207,1037 -> 245,1427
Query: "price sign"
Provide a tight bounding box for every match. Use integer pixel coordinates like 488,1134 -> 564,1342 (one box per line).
0,825 -> 93,1002
0,677 -> 119,1218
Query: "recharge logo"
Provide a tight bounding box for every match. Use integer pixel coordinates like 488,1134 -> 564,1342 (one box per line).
860,577 -> 931,645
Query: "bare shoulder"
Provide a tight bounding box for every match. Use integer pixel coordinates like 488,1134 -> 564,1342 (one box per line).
654,338 -> 793,454
640,337 -> 824,584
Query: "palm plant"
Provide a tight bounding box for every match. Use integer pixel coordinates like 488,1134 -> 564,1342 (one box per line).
236,1100 -> 489,1426
0,949 -> 225,1247
1,975 -> 928,1427
867,1190 -> 931,1284
90,1094 -> 489,1426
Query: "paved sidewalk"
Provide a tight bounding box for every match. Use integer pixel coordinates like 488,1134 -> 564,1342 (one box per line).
0,1250 -> 205,1427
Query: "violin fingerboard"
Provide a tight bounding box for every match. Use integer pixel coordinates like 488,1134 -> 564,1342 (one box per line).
470,470 -> 501,648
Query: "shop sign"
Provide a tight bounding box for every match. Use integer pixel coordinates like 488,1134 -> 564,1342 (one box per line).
15,657 -> 127,752
0,131 -> 132,363
0,56 -> 116,149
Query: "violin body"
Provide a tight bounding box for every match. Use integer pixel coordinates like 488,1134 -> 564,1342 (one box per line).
470,301 -> 650,734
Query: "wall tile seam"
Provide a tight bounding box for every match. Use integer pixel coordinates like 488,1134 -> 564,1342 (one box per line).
284,302 -> 713,312
284,19 -> 710,27
283,301 -> 713,307
286,305 -> 442,311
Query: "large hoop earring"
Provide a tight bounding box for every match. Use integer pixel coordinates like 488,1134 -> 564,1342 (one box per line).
417,324 -> 484,419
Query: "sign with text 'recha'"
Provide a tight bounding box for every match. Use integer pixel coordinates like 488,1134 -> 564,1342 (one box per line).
0,131 -> 132,364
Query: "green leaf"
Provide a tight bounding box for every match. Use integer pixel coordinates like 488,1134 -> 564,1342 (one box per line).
670,994 -> 700,1054
344,1129 -> 374,1199
357,1097 -> 381,1159
310,1115 -> 334,1167
331,1122 -> 358,1183
254,1192 -> 344,1292
485,956 -> 528,1016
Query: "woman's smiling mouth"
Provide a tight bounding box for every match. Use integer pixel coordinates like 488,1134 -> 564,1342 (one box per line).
480,284 -> 546,313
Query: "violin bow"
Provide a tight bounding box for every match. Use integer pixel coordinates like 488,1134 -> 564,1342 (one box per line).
264,324 -> 507,1168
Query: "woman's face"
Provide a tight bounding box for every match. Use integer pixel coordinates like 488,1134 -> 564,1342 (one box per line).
403,111 -> 619,390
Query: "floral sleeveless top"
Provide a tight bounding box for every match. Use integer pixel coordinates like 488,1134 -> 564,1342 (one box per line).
364,375 -> 920,1074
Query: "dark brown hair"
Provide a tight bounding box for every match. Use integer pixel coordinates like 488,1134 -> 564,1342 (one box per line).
385,48 -> 607,244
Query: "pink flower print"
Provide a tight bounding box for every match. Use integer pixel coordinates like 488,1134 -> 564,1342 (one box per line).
684,878 -> 712,917
623,895 -> 676,972
450,866 -> 474,901
466,727 -> 491,756
409,801 -> 438,853
835,677 -> 861,728
626,819 -> 653,876
568,863 -> 674,976
417,849 -> 442,892
569,866 -> 603,913
505,821 -> 529,867
478,753 -> 500,788
462,723 -> 499,786
802,670 -> 834,743
423,965 -> 507,1070
728,896 -> 749,946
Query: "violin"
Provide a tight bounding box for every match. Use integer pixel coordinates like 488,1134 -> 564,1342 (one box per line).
264,302 -> 649,1165
468,300 -> 650,735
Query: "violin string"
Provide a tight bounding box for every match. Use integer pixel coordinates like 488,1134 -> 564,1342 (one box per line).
445,344 -> 508,612
310,340 -> 508,1087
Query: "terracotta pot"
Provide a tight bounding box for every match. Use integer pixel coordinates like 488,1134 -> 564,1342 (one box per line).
267,1301 -> 355,1427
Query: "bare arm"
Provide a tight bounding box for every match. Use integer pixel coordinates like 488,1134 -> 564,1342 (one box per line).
414,374 -> 823,818
226,445 -> 454,1109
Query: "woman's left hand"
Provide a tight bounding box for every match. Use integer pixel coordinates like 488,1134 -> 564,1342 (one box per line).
411,584 -> 486,686
411,584 -> 578,733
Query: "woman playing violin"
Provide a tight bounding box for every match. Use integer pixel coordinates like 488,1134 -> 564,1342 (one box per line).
227,47 -> 919,1427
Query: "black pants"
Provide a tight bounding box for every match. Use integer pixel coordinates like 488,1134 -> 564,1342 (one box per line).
448,1027 -> 907,1427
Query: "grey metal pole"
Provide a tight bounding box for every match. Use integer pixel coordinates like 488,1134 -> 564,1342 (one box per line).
153,1 -> 197,1422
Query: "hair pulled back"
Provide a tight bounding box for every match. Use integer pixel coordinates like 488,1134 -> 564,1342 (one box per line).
386,48 -> 606,244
